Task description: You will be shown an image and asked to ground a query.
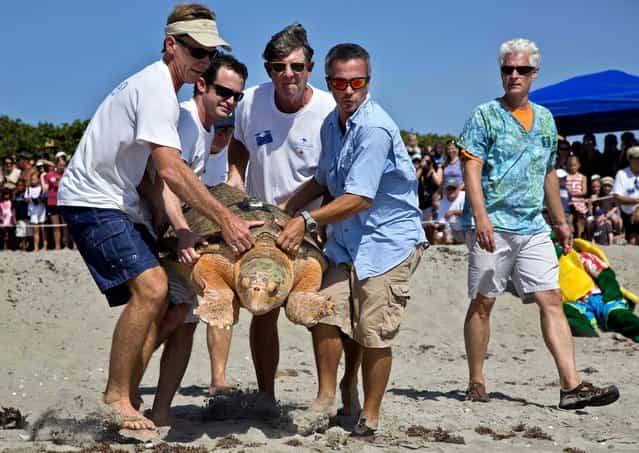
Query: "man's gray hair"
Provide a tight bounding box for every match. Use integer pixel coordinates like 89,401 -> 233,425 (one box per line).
498,38 -> 541,67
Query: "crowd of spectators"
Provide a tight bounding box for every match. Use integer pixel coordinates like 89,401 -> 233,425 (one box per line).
409,131 -> 639,246
0,144 -> 70,251
2,131 -> 638,251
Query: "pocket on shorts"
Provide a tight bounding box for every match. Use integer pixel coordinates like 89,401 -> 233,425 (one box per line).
380,283 -> 410,340
90,219 -> 139,269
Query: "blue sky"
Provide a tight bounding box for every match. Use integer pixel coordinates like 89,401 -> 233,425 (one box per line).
2,0 -> 637,141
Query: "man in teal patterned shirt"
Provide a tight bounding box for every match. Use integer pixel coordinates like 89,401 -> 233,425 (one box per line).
459,38 -> 619,410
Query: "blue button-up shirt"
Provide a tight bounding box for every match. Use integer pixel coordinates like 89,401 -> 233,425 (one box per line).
316,97 -> 426,279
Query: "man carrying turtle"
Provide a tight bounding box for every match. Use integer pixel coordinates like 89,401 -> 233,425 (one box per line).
277,43 -> 427,436
226,24 -> 339,407
146,54 -> 249,426
58,3 -> 258,432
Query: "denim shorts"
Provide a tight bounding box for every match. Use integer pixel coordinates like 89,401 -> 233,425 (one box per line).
59,206 -> 159,307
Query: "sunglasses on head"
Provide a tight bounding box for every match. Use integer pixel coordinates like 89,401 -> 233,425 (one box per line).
268,62 -> 307,73
213,83 -> 244,102
174,35 -> 218,61
500,65 -> 535,76
326,77 -> 370,91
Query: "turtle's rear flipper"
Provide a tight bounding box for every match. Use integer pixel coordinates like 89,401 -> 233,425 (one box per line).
286,291 -> 334,328
192,255 -> 237,329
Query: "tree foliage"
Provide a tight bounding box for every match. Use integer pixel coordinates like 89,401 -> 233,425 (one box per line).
400,130 -> 457,148
0,115 -> 88,158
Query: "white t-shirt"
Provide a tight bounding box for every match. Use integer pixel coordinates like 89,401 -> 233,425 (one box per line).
201,146 -> 229,186
612,167 -> 639,215
233,82 -> 335,206
58,60 -> 181,226
437,190 -> 465,231
178,98 -> 215,178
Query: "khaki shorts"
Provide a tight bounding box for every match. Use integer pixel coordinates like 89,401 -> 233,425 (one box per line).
319,245 -> 424,348
466,231 -> 559,302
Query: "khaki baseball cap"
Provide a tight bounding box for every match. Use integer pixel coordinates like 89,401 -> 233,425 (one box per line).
165,18 -> 231,50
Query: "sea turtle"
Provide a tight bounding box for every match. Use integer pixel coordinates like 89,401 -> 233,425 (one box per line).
159,183 -> 334,329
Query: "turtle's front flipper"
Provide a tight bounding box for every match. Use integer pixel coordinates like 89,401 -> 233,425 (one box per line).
285,256 -> 334,327
192,254 -> 238,329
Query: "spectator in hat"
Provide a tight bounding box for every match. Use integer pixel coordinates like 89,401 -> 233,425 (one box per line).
435,177 -> 466,244
612,144 -> 639,245
598,176 -> 623,234
405,133 -> 421,156
55,151 -> 68,165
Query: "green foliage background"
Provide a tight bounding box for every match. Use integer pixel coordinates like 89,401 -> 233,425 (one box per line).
0,115 -> 89,158
0,115 -> 455,158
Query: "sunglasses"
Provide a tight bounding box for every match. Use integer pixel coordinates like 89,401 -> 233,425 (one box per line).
213,83 -> 244,102
501,65 -> 536,76
326,77 -> 370,91
174,35 -> 218,61
268,62 -> 307,73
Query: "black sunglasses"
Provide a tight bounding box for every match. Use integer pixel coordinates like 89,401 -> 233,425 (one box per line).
213,83 -> 244,102
501,65 -> 536,76
174,35 -> 218,61
268,62 -> 307,73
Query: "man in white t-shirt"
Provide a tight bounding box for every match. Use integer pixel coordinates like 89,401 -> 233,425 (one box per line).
612,144 -> 639,244
435,179 -> 466,243
57,4 -> 259,432
226,24 -> 336,407
148,55 -> 247,427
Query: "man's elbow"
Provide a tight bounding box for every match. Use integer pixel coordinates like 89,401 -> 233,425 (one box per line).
157,165 -> 182,186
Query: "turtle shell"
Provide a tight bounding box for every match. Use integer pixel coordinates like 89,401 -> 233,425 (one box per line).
160,183 -> 326,266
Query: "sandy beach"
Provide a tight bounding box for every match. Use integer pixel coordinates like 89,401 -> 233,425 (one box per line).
1,245 -> 638,452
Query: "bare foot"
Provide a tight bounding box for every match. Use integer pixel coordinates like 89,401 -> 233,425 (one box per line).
132,395 -> 145,414
339,381 -> 361,416
208,381 -> 236,396
103,396 -> 156,431
149,412 -> 180,427
310,395 -> 337,417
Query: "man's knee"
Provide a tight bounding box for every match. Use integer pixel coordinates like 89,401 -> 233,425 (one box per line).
534,289 -> 564,313
129,266 -> 168,310
469,294 -> 496,319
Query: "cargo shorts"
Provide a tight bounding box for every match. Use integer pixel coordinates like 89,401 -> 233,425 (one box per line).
319,245 -> 424,348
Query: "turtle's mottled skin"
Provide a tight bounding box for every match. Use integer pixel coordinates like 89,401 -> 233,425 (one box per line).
160,184 -> 333,328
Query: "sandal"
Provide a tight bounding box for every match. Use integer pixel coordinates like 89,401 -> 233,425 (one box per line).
350,417 -> 379,438
465,382 -> 490,402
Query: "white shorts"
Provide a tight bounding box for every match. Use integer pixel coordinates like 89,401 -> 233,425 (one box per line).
29,205 -> 46,224
466,231 -> 559,302
165,263 -> 199,324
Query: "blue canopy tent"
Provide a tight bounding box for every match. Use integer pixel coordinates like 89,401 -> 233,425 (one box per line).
530,70 -> 639,136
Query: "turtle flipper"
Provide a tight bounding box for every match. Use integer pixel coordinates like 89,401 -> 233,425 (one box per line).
285,257 -> 334,327
192,254 -> 237,329
286,291 -> 334,328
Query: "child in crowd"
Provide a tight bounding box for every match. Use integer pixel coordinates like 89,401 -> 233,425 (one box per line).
557,169 -> 572,222
25,172 -> 47,251
586,175 -> 602,237
1,188 -> 15,249
591,208 -> 614,246
566,154 -> 588,238
12,180 -> 31,250
433,178 -> 465,244
599,176 -> 623,234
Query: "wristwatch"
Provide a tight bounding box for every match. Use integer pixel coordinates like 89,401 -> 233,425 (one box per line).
300,210 -> 318,234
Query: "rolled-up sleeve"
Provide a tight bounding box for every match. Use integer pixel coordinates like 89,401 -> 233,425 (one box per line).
343,126 -> 391,199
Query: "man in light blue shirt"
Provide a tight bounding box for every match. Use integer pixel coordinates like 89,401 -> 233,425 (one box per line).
278,43 -> 426,437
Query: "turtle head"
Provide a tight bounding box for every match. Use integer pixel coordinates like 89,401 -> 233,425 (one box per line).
236,257 -> 293,315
